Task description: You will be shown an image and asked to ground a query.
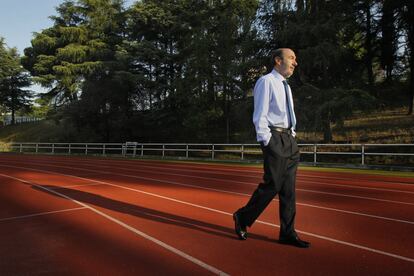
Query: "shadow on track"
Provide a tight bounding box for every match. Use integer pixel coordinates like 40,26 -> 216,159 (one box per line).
31,185 -> 275,243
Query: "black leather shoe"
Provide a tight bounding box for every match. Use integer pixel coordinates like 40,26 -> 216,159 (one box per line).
279,235 -> 310,248
233,212 -> 247,240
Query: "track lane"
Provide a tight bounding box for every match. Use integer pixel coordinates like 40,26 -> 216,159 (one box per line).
0,174 -> 81,219
3,168 -> 414,275
0,161 -> 414,268
0,174 -> 227,275
4,154 -> 414,186
2,159 -> 414,223
4,155 -> 414,195
1,154 -> 414,275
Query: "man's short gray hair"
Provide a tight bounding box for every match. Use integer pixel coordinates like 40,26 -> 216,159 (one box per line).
270,49 -> 284,65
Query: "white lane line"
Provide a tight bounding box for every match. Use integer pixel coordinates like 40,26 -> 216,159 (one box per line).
294,202 -> 414,225
60,158 -> 414,185
1,163 -> 413,225
1,173 -> 229,276
1,165 -> 414,264
68,162 -> 414,203
2,161 -> 413,206
0,207 -> 86,222
57,183 -> 414,264
62,183 -> 103,189
256,220 -> 414,264
298,179 -> 414,195
111,164 -> 414,195
58,181 -> 414,226
3,155 -> 414,182
297,173 -> 414,185
298,188 -> 414,206
42,159 -> 414,195
95,165 -> 414,195
3,158 -> 414,192
106,163 -> 414,194
106,160 -> 414,185
3,157 -> 414,196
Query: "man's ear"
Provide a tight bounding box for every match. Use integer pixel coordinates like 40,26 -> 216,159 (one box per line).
274,56 -> 281,66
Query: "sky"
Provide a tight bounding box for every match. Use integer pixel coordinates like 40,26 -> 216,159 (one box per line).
0,0 -> 65,54
0,0 -> 134,93
0,0 -> 66,93
0,0 -> 135,54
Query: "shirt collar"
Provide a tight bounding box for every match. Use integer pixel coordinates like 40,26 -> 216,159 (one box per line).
271,69 -> 286,82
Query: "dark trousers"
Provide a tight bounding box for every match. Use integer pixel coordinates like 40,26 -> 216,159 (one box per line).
237,130 -> 300,238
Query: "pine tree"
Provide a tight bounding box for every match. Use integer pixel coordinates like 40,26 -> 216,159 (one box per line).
0,39 -> 32,125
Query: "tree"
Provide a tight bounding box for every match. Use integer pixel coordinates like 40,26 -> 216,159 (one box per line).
0,39 -> 32,125
22,0 -> 132,140
125,0 -> 260,142
357,0 -> 379,86
380,0 -> 397,82
295,84 -> 376,142
19,0 -> 410,143
398,0 -> 414,114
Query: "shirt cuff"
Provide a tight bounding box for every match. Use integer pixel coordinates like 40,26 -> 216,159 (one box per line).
261,135 -> 271,146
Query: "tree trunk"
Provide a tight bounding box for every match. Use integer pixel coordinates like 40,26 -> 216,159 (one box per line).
307,0 -> 319,14
365,1 -> 374,86
409,62 -> 413,115
322,119 -> 332,143
11,88 -> 16,125
223,83 -> 230,143
322,109 -> 332,142
407,1 -> 414,114
296,0 -> 304,13
11,108 -> 15,125
381,0 -> 396,82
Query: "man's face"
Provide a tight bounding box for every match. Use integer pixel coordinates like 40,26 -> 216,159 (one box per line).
275,49 -> 297,78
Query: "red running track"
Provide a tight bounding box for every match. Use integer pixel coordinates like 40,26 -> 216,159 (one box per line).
0,153 -> 414,275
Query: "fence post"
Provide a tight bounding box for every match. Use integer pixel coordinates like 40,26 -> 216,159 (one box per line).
52,144 -> 55,154
35,144 -> 38,154
212,144 -> 215,160
103,144 -> 106,156
68,144 -> 71,155
85,144 -> 88,155
241,144 -> 244,160
186,144 -> 189,159
162,144 -> 165,158
141,144 -> 144,157
20,143 -> 23,153
361,144 -> 365,165
131,144 -> 135,158
313,144 -> 317,164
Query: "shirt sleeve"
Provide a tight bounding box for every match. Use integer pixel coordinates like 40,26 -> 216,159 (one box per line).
252,77 -> 272,146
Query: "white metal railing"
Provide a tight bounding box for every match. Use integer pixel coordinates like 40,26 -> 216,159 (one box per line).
1,116 -> 43,126
0,142 -> 413,168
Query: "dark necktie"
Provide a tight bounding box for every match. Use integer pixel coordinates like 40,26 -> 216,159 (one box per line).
282,80 -> 293,129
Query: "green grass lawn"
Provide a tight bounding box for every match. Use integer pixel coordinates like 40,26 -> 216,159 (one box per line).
0,120 -> 72,142
298,107 -> 414,143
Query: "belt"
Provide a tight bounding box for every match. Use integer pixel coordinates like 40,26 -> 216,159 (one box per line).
269,126 -> 292,134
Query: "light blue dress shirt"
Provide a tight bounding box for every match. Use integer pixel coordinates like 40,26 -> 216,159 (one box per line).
253,69 -> 297,146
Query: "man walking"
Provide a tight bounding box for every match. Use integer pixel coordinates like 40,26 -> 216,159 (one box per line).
233,48 -> 310,248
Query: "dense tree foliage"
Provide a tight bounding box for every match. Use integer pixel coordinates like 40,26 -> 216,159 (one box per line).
0,38 -> 32,125
9,0 -> 413,142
